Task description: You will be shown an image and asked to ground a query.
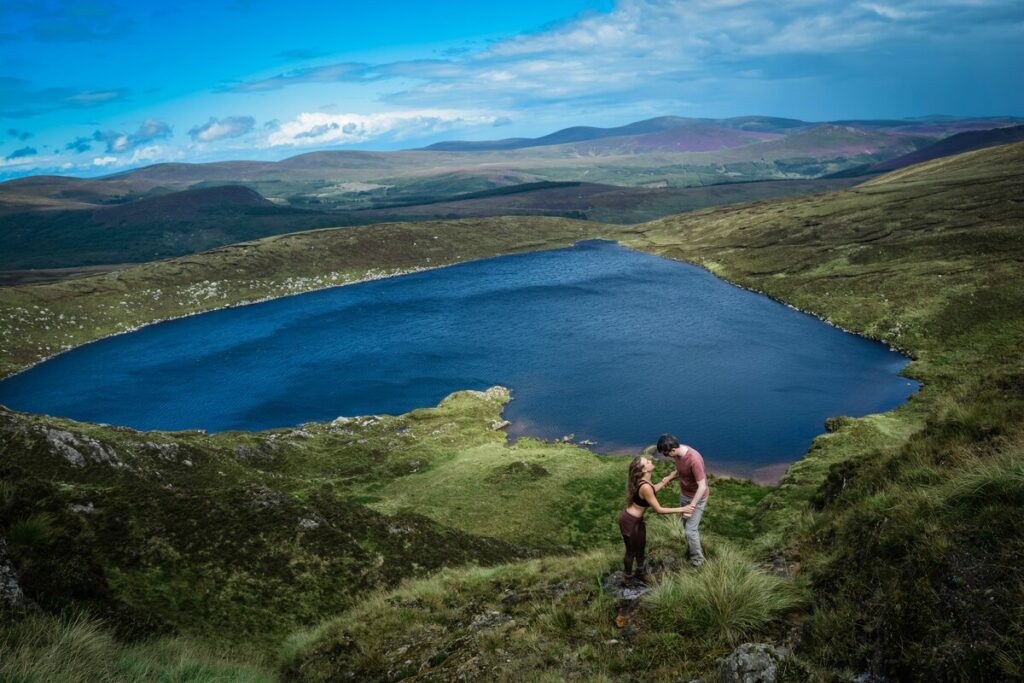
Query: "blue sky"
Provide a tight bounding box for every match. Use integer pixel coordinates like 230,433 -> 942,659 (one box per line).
2,0 -> 1022,178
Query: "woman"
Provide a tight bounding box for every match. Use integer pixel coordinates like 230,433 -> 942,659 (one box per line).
619,455 -> 687,585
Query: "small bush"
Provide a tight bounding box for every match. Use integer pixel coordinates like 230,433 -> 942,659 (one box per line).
643,545 -> 800,646
8,512 -> 55,546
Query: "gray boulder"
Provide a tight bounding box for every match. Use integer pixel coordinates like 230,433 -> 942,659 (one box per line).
720,642 -> 787,683
0,539 -> 27,609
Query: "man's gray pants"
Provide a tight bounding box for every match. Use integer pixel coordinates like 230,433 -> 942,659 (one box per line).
679,494 -> 707,566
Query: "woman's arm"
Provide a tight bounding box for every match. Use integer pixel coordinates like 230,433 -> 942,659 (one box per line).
656,469 -> 677,492
640,484 -> 685,514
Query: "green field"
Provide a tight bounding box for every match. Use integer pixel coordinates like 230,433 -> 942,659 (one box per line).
2,142 -> 1022,680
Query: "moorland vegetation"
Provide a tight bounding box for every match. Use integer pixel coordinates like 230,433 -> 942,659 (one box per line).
1,142 -> 1022,681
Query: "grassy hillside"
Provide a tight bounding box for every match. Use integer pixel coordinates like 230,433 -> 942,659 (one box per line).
0,177 -> 861,271
619,142 -> 1024,679
1,142 -> 1022,680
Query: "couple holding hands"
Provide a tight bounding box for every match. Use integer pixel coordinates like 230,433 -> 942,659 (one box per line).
618,434 -> 708,585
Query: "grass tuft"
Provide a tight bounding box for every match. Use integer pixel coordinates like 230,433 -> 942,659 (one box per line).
643,545 -> 801,646
0,612 -> 274,683
8,512 -> 55,546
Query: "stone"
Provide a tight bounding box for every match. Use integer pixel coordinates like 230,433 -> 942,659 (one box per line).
0,539 -> 27,609
469,610 -> 512,630
602,571 -> 651,600
719,643 -> 787,683
41,427 -> 121,468
143,441 -> 181,462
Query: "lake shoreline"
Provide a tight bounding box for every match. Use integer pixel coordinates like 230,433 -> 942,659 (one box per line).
1,239 -> 916,485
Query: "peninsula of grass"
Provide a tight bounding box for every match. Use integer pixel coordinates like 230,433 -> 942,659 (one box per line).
1,142 -> 1022,680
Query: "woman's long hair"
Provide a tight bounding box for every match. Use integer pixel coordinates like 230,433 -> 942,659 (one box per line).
625,456 -> 647,508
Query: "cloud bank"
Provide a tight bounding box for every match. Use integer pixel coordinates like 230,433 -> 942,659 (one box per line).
266,110 -> 502,147
0,76 -> 130,118
227,0 -> 1024,112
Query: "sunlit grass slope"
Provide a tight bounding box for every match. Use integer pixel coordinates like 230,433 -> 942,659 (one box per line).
0,389 -> 549,646
280,535 -> 802,682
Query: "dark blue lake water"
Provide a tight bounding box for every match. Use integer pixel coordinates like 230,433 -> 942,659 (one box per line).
0,240 -> 916,480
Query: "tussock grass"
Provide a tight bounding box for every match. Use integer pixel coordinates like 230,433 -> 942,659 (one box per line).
646,512 -> 688,551
8,512 -> 55,546
0,612 -> 273,683
643,545 -> 801,646
947,443 -> 1024,505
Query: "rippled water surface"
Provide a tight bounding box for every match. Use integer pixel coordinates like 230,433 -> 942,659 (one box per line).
0,240 -> 917,479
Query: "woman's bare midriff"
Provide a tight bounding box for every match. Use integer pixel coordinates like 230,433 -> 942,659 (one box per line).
624,504 -> 646,519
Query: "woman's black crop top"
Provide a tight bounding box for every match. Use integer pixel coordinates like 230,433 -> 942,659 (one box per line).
633,481 -> 653,508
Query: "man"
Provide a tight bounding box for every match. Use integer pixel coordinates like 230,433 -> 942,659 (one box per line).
657,434 -> 709,567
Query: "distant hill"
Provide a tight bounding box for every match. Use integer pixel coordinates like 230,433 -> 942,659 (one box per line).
868,124 -> 1024,172
421,115 -> 812,152
564,125 -> 781,153
421,116 -> 699,151
0,176 -> 861,271
0,185 -> 349,269
417,115 -> 1024,153
2,114 -> 1021,271
92,184 -> 274,222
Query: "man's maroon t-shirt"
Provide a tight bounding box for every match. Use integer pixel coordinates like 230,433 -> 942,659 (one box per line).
674,446 -> 709,499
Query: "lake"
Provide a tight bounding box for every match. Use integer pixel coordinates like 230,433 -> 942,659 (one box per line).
0,240 -> 917,480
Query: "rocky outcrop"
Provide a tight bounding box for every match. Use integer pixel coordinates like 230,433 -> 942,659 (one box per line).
0,539 -> 28,610
719,642 -> 788,683
38,426 -> 122,468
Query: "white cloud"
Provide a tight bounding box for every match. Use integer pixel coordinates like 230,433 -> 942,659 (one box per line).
189,116 -> 256,143
92,156 -> 118,166
266,110 -> 503,147
127,145 -> 177,164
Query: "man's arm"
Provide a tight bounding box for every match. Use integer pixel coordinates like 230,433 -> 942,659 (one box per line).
681,478 -> 708,514
656,468 -> 678,492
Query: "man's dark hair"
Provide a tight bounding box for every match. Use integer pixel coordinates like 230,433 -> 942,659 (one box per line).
656,434 -> 680,455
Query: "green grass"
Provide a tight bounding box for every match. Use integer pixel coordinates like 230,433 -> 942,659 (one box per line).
279,525 -> 802,681
643,544 -> 802,646
0,612 -> 274,683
